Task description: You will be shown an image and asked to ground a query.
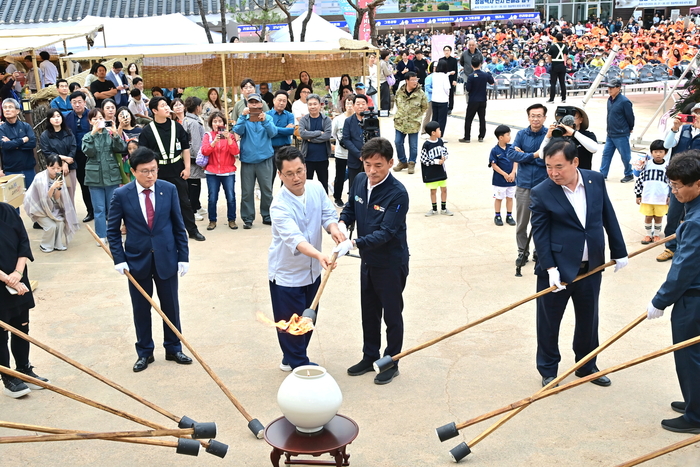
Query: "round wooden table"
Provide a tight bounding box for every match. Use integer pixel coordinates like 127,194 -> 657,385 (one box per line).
264,414 -> 359,467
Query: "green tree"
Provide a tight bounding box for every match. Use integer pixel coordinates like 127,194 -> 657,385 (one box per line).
235,4 -> 284,42
437,2 -> 449,10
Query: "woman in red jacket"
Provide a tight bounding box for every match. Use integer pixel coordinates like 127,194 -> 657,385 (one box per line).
201,111 -> 240,230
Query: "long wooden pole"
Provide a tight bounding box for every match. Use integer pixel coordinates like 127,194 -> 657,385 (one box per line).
221,54 -> 229,119
0,318 -> 182,424
0,428 -> 194,444
0,366 -> 212,449
463,312 -> 646,446
0,421 -> 178,448
460,332 -> 700,448
387,236 -> 674,366
309,252 -> 339,311
615,433 -> 700,467
86,226 -> 264,438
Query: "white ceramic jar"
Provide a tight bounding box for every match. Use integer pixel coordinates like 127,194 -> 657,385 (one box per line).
277,365 -> 343,434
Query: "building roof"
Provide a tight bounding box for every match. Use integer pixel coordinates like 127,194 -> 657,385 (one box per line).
0,0 -> 224,24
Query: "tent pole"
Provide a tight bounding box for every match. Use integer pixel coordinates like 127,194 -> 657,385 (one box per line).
62,41 -> 68,78
31,51 -> 41,91
102,28 -> 107,48
375,50 -> 381,112
231,54 -> 237,105
221,54 -> 229,120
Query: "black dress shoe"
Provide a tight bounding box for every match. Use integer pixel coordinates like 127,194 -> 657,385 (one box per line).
133,356 -> 155,372
82,214 -> 94,222
515,253 -> 529,266
661,415 -> 700,433
671,401 -> 686,414
542,376 -> 558,387
374,366 -> 399,385
575,369 -> 611,387
165,352 -> 193,364
262,219 -> 272,226
347,359 -> 374,376
189,231 -> 206,242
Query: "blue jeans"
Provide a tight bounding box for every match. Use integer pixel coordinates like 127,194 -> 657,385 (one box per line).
89,185 -> 118,238
395,131 -> 418,163
206,174 -> 236,222
5,169 -> 35,213
599,135 -> 632,178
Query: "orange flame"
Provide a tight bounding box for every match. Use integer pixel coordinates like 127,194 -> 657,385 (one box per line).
256,312 -> 315,336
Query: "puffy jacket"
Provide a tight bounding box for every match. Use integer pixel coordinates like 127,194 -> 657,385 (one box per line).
393,85 -> 428,135
0,119 -> 36,172
606,94 -> 635,137
233,114 -> 277,164
201,131 -> 238,174
81,130 -> 126,187
507,126 -> 547,190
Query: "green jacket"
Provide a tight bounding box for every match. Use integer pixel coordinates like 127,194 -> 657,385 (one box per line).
82,131 -> 127,187
393,84 -> 428,135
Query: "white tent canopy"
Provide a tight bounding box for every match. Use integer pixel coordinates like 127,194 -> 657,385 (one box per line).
269,12 -> 353,43
0,24 -> 103,57
65,14 -> 221,51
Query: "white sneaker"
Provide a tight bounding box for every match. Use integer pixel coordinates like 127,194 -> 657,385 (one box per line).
197,208 -> 207,216
194,213 -> 204,221
425,210 -> 437,217
96,238 -> 107,247
441,209 -> 454,216
279,362 -> 292,372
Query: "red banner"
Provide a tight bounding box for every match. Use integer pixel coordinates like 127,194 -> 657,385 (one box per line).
359,0 -> 371,42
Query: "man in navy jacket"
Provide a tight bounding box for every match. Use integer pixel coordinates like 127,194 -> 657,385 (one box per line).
343,94 -> 371,190
530,139 -> 628,387
599,79 -> 635,183
336,137 -> 409,385
107,148 -> 192,372
64,91 -> 93,222
0,98 -> 36,188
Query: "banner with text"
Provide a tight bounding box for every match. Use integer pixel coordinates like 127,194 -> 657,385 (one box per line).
471,0 -> 534,10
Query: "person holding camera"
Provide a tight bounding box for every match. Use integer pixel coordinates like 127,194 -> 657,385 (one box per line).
538,108 -> 598,170
657,103 -> 700,263
233,93 -> 278,229
23,154 -> 80,252
81,108 -> 127,244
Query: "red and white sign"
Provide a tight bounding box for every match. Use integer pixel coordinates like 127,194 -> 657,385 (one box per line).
359,0 -> 371,42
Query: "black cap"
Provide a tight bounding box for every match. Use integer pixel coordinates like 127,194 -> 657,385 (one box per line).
606,78 -> 622,88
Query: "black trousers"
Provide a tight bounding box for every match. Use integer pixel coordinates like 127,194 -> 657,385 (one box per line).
380,82 -> 391,112
464,101 -> 487,140
333,157 -> 347,203
549,69 -> 567,101
670,293 -> 700,424
187,178 -> 202,212
128,256 -> 182,358
360,263 -> 409,362
75,150 -> 93,216
159,174 -> 198,235
306,160 -> 329,194
347,166 -> 363,194
448,82 -> 456,111
536,265 -> 601,378
0,308 -> 29,370
664,193 -> 685,252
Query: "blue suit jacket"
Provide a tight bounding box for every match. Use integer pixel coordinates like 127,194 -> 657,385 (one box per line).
106,180 -> 188,280
530,169 -> 627,283
342,115 -> 365,170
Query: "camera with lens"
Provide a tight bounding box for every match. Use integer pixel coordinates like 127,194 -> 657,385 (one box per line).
360,106 -> 381,142
552,105 -> 577,139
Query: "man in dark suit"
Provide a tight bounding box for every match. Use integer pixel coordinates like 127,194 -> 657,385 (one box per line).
64,91 -> 93,222
343,94 -> 371,190
335,137 -> 409,385
459,57 -> 494,144
440,46 -> 458,115
530,139 -> 628,387
106,148 -> 192,372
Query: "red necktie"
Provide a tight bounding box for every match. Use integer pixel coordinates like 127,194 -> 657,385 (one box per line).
143,188 -> 154,229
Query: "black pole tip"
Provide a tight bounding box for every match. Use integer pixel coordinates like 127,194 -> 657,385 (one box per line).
450,442 -> 471,463
178,415 -> 197,429
205,439 -> 229,458
176,438 -> 200,456
248,419 -> 265,439
436,422 -> 459,442
301,308 -> 317,324
373,355 -> 395,374
192,422 -> 217,439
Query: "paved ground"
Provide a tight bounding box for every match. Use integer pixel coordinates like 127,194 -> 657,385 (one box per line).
2,85 -> 698,466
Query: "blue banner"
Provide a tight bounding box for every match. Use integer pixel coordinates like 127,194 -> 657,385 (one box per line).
339,1 -> 358,33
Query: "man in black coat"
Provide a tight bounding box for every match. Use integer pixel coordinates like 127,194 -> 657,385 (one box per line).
441,46 -> 459,115
459,57 -> 494,143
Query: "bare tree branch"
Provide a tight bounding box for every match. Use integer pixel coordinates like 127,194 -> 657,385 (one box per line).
220,0 -> 228,42
196,0 -> 214,43
274,0 -> 295,42
300,0 -> 316,42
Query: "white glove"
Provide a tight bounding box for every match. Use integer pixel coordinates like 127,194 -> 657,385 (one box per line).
178,262 -> 189,277
547,267 -> 566,293
338,222 -> 349,239
332,239 -> 355,257
613,256 -> 629,273
646,301 -> 664,320
115,262 -> 129,275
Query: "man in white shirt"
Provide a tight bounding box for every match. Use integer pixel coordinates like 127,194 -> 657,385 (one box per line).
268,146 -> 344,371
38,52 -> 58,87
530,139 -> 628,388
